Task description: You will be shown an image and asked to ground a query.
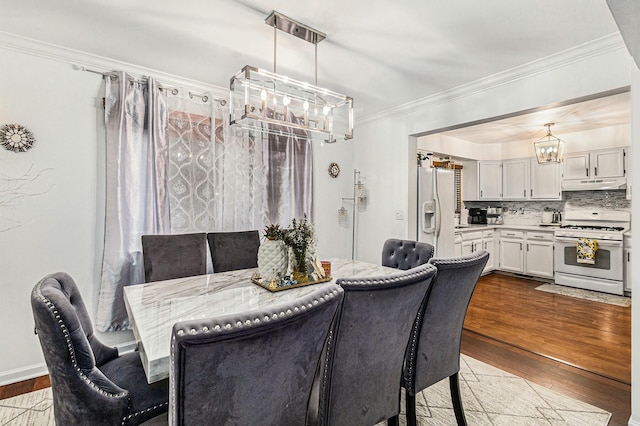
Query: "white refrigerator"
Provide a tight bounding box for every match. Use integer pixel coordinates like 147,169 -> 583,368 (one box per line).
417,166 -> 456,257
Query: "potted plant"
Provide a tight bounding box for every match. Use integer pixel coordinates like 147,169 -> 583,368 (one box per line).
257,224 -> 288,283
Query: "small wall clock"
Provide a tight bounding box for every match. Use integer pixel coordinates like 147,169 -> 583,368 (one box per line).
0,124 -> 35,153
328,162 -> 340,178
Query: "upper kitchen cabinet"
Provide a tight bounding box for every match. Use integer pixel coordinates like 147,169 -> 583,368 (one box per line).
478,161 -> 502,200
502,159 -> 529,200
529,158 -> 562,200
563,148 -> 626,180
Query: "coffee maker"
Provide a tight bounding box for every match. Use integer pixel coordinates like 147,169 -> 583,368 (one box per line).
468,208 -> 487,224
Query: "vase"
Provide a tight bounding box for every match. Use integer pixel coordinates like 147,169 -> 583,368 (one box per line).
258,239 -> 288,282
291,247 -> 309,283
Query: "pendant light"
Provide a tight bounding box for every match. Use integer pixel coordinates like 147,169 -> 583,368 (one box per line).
534,123 -> 565,164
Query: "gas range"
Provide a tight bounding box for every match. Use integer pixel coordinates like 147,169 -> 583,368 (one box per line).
554,210 -> 629,241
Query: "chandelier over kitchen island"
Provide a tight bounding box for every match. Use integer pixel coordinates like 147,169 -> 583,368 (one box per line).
230,11 -> 353,143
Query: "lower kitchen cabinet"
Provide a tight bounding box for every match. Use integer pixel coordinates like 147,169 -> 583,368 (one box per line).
624,233 -> 632,293
458,230 -> 494,273
499,235 -> 524,273
498,229 -> 554,277
481,230 -> 495,272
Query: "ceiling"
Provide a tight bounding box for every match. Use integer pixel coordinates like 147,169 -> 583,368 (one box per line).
0,0 -> 626,122
433,89 -> 631,146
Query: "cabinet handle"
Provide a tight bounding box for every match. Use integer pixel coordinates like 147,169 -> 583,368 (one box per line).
530,189 -> 533,197
527,243 -> 529,251
595,166 -> 598,176
524,189 -> 526,197
484,242 -> 487,249
586,167 -> 589,177
480,190 -> 483,197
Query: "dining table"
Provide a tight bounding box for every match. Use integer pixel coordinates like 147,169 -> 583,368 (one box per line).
123,257 -> 396,384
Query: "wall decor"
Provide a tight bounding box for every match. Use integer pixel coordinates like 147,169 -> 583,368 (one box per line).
0,124 -> 35,153
328,162 -> 341,178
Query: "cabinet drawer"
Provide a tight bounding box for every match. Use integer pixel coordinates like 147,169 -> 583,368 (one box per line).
482,230 -> 495,238
461,231 -> 483,241
500,230 -> 524,239
527,231 -> 554,242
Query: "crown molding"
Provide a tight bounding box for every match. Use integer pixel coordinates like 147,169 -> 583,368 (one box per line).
360,33 -> 628,125
0,31 -> 228,97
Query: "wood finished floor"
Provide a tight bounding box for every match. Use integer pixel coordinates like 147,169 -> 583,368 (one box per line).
0,272 -> 631,424
462,272 -> 631,425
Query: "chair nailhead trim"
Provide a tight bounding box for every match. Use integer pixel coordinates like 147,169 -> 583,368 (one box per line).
121,401 -> 169,425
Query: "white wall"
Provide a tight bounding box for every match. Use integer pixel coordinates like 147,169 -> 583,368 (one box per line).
0,47 -> 118,383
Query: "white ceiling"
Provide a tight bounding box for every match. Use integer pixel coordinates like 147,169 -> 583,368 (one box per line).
0,0 -> 625,122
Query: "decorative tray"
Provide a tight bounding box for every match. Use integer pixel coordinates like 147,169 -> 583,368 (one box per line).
251,275 -> 333,292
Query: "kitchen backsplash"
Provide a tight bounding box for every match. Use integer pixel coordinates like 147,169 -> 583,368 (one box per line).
464,190 -> 630,226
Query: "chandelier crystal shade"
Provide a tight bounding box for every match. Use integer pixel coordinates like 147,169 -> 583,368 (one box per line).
534,123 -> 565,164
230,11 -> 354,142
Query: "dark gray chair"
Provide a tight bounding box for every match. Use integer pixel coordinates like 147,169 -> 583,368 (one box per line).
309,263 -> 438,426
170,284 -> 344,426
402,250 -> 489,426
142,232 -> 207,282
381,238 -> 434,270
31,272 -> 169,425
207,230 -> 260,273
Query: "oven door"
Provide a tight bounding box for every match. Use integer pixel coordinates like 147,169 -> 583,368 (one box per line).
553,236 -> 623,281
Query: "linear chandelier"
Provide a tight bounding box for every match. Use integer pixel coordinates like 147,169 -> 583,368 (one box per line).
230,11 -> 354,143
534,122 -> 565,164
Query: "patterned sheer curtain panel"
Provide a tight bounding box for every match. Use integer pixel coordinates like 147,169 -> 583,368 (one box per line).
97,72 -> 170,332
166,91 -> 267,233
262,115 -> 314,226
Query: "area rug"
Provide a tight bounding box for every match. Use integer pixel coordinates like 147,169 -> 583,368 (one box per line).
0,355 -> 611,426
535,283 -> 631,307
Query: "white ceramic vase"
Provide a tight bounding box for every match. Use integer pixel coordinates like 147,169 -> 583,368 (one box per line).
258,239 -> 288,282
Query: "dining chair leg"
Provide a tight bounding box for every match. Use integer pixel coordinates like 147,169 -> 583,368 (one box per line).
449,372 -> 467,426
387,414 -> 399,426
405,392 -> 417,426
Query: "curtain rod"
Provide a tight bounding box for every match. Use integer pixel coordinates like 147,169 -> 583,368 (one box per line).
75,65 -> 227,106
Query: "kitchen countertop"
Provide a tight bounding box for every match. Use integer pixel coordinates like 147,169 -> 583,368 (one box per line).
455,224 -> 559,232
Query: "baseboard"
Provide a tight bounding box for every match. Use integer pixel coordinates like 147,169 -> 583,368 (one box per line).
628,416 -> 640,426
0,363 -> 48,386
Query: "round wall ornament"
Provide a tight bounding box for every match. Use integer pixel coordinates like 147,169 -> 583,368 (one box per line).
0,124 -> 36,153
328,162 -> 340,178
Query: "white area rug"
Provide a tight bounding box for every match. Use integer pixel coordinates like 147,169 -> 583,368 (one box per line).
536,283 -> 631,307
0,355 -> 611,426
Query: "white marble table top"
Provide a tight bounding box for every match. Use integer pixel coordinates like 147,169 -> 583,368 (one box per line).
124,257 -> 395,383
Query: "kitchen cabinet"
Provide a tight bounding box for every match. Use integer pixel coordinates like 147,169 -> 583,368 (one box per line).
524,231 -> 554,278
563,148 -> 626,180
530,158 -> 562,200
478,161 -> 502,200
502,159 -> 529,200
498,229 -> 554,277
481,230 -> 495,272
454,233 -> 463,256
460,231 -> 482,256
499,230 -> 525,273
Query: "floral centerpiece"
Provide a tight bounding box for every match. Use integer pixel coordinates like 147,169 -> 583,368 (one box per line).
282,216 -> 316,283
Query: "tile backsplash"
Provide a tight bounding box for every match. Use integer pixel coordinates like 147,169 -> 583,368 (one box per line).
464,190 -> 630,226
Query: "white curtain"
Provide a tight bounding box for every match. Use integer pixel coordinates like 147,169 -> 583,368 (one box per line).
167,92 -> 266,233
96,72 -> 169,332
96,79 -> 313,332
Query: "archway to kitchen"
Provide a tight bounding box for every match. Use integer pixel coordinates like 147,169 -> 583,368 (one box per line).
406,87 -> 632,417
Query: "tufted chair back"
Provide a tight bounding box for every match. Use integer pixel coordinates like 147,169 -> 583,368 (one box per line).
207,230 -> 260,273
170,284 -> 344,426
142,233 -> 207,282
31,272 -> 169,425
402,250 -> 489,426
309,262 -> 438,426
381,238 -> 434,270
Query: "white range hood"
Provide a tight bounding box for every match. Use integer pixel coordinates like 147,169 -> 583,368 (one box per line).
561,177 -> 627,191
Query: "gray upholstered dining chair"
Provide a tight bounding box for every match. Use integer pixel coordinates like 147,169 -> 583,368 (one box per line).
31,272 -> 169,425
169,284 -> 344,426
308,262 -> 438,426
141,232 -> 207,282
207,230 -> 260,273
402,250 -> 489,426
381,238 -> 434,270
